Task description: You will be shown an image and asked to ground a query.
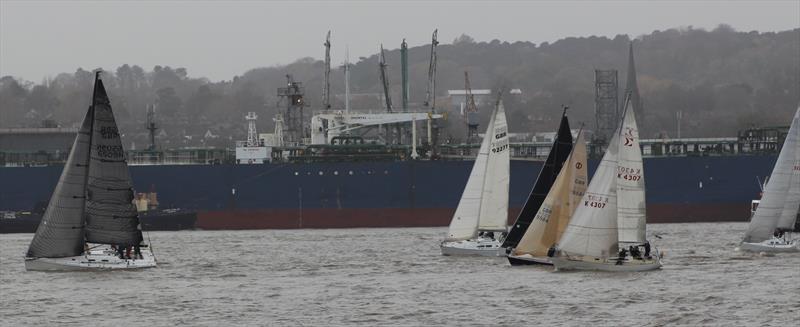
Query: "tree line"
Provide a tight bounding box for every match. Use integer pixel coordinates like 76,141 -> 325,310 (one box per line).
0,24 -> 797,149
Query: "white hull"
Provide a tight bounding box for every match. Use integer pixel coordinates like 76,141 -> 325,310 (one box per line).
440,238 -> 504,257
25,247 -> 157,271
551,255 -> 661,272
739,237 -> 799,253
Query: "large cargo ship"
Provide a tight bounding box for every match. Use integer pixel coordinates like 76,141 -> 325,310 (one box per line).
0,135 -> 782,233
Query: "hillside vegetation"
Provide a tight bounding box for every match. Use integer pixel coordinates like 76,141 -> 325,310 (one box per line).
1,25 -> 797,148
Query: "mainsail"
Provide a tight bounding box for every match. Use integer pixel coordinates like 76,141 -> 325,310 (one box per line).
26,108 -> 94,258
744,107 -> 800,241
513,130 -> 588,257
84,78 -> 143,245
503,112 -> 573,248
616,100 -> 647,243
445,101 -> 509,240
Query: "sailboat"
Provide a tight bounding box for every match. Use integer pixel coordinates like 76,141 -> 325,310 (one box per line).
508,128 -> 588,266
738,106 -> 800,253
25,72 -> 157,271
502,110 -> 573,253
440,100 -> 510,256
551,98 -> 662,272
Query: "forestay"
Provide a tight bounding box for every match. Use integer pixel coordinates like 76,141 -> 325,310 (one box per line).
84,79 -> 144,246
445,102 -> 497,240
514,131 -> 588,257
744,108 -> 800,242
26,108 -> 93,258
616,101 -> 647,243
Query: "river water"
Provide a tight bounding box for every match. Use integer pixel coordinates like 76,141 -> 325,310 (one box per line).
1,223 -> 798,326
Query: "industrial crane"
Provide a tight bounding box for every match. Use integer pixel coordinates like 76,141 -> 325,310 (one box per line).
322,31 -> 331,110
464,71 -> 479,143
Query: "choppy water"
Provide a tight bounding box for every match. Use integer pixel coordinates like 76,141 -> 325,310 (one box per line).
1,223 -> 798,326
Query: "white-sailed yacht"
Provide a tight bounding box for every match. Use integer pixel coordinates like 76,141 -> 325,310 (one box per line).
738,106 -> 800,253
440,100 -> 510,256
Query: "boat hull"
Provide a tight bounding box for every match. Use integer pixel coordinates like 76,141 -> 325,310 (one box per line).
440,238 -> 504,257
551,256 -> 662,272
25,248 -> 157,271
738,238 -> 799,253
507,254 -> 553,266
1,155 -> 779,231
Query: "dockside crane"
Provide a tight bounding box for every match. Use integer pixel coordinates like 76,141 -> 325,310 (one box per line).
464,71 -> 479,144
424,29 -> 440,157
379,44 -> 397,144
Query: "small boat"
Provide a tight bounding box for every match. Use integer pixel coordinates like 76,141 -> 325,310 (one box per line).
738,106 -> 800,253
440,100 -> 509,256
508,126 -> 587,266
551,96 -> 662,272
502,109 -> 573,254
25,72 -> 157,271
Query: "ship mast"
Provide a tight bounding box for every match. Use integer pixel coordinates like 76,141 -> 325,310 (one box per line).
322,31 -> 331,110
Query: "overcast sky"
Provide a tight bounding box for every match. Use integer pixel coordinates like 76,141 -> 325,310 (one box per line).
1,0 -> 798,82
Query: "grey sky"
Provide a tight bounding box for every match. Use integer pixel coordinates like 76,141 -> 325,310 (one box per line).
1,0 -> 798,83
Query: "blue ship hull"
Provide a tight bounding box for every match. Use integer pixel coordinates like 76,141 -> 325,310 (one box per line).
0,155 -> 776,230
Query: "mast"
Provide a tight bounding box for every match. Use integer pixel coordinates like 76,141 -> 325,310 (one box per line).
379,45 -> 393,113
323,31 -> 331,110
146,104 -> 157,151
424,29 -> 438,110
344,46 -> 351,114
401,39 -> 409,112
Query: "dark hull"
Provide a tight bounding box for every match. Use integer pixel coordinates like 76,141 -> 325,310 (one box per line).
507,255 -> 553,266
0,155 -> 777,232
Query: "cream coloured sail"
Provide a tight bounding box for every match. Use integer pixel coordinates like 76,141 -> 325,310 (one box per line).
616,101 -> 647,243
776,107 -> 800,230
557,124 -> 621,258
477,103 -> 510,232
745,107 -> 800,241
513,131 -> 588,257
445,103 -> 498,240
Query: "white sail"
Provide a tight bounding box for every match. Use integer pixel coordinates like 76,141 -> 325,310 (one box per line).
477,102 -> 510,231
558,126 -> 621,258
777,107 -> 800,230
445,103 -> 496,240
514,131 -> 588,256
744,108 -> 800,242
616,101 -> 647,243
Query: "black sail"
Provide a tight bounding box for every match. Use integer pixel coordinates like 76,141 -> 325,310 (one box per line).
84,77 -> 143,245
26,107 -> 93,258
502,113 -> 573,249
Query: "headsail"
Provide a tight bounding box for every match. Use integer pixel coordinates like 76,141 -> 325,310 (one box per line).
26,108 -> 93,258
84,76 -> 143,246
477,102 -> 510,232
503,112 -> 573,248
558,121 -> 621,258
616,99 -> 646,243
445,101 -> 497,240
513,130 -> 588,257
745,107 -> 800,241
776,107 -> 800,231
